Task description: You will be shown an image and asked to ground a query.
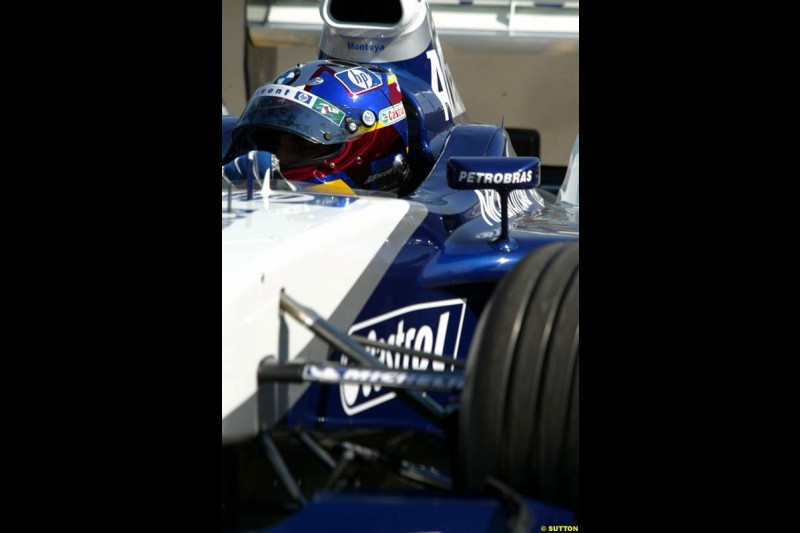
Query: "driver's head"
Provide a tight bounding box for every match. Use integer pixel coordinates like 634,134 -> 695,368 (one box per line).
231,60 -> 410,192
246,128 -> 340,166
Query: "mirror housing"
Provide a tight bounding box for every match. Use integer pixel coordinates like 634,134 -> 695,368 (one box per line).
447,156 -> 540,251
446,156 -> 540,191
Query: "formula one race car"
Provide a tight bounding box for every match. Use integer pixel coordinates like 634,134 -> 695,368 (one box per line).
222,1 -> 579,531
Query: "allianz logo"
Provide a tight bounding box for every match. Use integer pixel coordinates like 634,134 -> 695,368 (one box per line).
340,298 -> 466,416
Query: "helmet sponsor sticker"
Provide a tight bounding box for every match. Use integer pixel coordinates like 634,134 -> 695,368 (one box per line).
274,68 -> 300,85
293,91 -> 312,104
255,84 -> 345,126
256,85 -> 295,98
312,97 -> 346,125
334,67 -> 383,95
340,298 -> 466,416
379,103 -> 406,126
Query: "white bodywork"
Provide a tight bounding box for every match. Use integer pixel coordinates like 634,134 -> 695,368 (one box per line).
557,135 -> 579,207
248,1 -> 579,51
319,0 -> 432,63
222,189 -> 414,443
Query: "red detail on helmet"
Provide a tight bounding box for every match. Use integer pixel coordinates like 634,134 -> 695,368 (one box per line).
388,79 -> 403,105
304,65 -> 337,91
280,127 -> 406,188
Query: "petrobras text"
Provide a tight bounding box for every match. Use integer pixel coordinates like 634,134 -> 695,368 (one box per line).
340,299 -> 466,415
458,170 -> 535,185
446,156 -> 541,192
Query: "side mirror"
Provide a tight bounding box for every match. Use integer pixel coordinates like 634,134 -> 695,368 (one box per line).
447,156 -> 540,250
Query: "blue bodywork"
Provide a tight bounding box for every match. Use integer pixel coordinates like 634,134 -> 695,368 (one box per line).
263,491 -> 574,533
278,120 -> 576,433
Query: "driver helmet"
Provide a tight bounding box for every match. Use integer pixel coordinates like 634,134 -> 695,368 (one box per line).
231,60 -> 410,192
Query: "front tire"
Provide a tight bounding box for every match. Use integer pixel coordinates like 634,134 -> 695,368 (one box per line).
456,242 -> 579,510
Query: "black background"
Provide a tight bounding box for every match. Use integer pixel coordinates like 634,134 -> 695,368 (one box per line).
8,1 -> 221,529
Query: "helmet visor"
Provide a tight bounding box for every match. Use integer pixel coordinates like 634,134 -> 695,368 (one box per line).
247,129 -> 343,167
233,85 -> 351,145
